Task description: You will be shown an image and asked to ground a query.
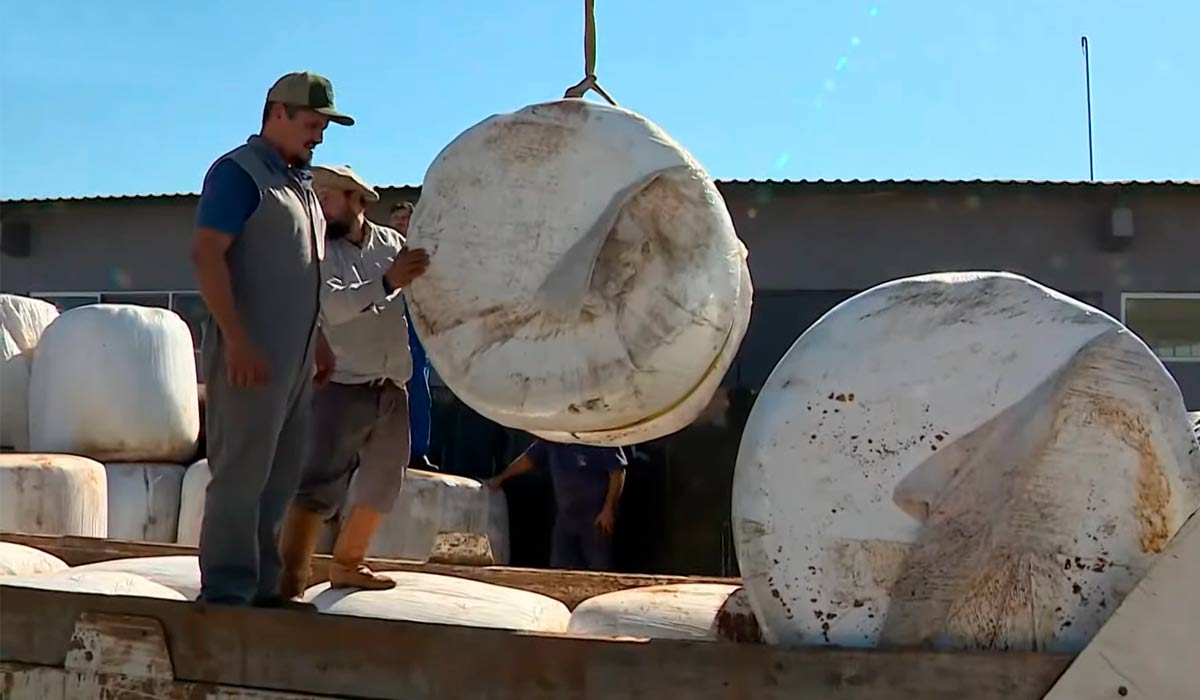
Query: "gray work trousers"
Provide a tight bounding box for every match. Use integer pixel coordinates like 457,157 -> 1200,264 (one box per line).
197,333 -> 315,605
550,516 -> 613,571
295,379 -> 411,519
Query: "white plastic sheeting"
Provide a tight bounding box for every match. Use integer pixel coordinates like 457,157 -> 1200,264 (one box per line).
0,570 -> 186,600
28,304 -> 199,462
0,294 -> 59,450
0,294 -> 60,352
104,463 -> 187,543
69,556 -> 200,600
0,454 -> 107,537
364,469 -> 510,564
568,583 -> 751,641
733,271 -> 1200,653
0,542 -> 68,577
407,99 -> 752,446
305,571 -> 570,633
174,459 -> 209,545
177,462 -> 506,562
0,329 -> 29,450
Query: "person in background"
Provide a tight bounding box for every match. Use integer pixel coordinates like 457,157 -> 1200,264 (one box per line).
488,440 -> 627,571
278,165 -> 430,596
191,71 -> 344,608
390,201 -> 438,471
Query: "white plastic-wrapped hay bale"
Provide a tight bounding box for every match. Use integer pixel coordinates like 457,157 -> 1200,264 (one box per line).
534,262 -> 753,446
0,570 -> 186,600
0,454 -> 107,537
29,304 -> 199,462
0,293 -> 61,351
0,328 -> 29,450
407,99 -> 752,446
174,459 -> 210,545
104,463 -> 186,543
363,469 -> 510,564
69,555 -> 200,600
568,584 -> 761,642
732,271 -> 1200,653
305,571 -> 570,632
0,542 -> 68,576
0,294 -> 59,450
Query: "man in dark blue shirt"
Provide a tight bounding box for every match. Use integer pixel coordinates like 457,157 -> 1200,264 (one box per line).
489,439 -> 626,571
389,200 -> 437,471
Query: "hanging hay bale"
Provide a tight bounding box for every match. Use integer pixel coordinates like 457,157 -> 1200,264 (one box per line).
407,99 -> 751,446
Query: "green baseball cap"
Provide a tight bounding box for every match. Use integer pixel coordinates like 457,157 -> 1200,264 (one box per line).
266,71 -> 354,126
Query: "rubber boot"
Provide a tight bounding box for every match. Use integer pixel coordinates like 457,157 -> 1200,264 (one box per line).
278,504 -> 324,601
329,506 -> 396,590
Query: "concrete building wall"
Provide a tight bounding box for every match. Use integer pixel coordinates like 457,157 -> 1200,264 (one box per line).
2,182 -> 1198,405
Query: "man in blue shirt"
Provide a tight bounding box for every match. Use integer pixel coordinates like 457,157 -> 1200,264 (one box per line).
191,71 -> 344,608
489,440 -> 626,571
390,201 -> 437,471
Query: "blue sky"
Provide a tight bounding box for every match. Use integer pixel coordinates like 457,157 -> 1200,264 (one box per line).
2,1 -> 1196,200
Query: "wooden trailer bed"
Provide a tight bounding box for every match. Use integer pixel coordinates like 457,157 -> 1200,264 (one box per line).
0,532 -> 1080,699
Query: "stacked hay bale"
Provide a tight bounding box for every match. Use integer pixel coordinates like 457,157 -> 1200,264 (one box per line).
0,294 -> 59,451
176,462 -> 511,565
0,302 -> 199,542
731,272 -> 1200,653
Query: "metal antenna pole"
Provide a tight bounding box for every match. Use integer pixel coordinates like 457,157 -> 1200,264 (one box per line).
1082,36 -> 1095,181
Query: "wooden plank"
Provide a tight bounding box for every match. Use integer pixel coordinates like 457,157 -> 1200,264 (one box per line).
1044,513 -> 1200,700
1,663 -> 346,699
0,585 -> 1070,700
0,532 -> 737,609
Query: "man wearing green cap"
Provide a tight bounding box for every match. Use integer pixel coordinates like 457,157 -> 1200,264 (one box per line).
191,71 -> 352,608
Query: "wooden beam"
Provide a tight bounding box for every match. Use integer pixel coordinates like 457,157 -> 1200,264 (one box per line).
0,585 -> 1071,699
0,532 -> 737,609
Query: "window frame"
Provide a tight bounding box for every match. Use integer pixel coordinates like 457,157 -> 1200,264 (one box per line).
1120,292 -> 1200,364
28,291 -> 102,308
29,290 -> 199,305
30,290 -> 209,349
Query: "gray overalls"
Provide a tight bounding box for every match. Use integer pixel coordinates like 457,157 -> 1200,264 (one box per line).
197,136 -> 324,605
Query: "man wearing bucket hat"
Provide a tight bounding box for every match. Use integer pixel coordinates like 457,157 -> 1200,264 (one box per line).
192,71 -> 350,608
278,164 -> 431,595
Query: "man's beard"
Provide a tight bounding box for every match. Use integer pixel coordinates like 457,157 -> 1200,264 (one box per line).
286,145 -> 315,168
326,219 -> 352,240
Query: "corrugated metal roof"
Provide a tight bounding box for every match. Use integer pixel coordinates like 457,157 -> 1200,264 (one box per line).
2,179 -> 1195,205
722,178 -> 1199,186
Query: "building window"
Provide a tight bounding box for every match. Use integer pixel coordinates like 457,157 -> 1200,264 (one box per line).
30,290 -> 210,351
1121,293 -> 1200,362
169,292 -> 209,351
101,291 -> 171,309
29,293 -> 100,312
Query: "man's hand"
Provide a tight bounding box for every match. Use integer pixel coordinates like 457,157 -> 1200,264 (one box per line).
485,476 -> 504,492
384,248 -> 431,290
225,335 -> 270,388
594,507 -> 615,536
314,328 -> 336,384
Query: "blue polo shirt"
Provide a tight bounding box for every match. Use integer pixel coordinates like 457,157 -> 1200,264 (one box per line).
524,441 -> 626,523
196,136 -> 310,237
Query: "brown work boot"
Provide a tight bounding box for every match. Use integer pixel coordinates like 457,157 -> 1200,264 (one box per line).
279,503 -> 324,600
328,506 -> 396,590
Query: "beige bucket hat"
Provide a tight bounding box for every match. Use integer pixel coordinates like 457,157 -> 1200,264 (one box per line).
312,164 -> 380,203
